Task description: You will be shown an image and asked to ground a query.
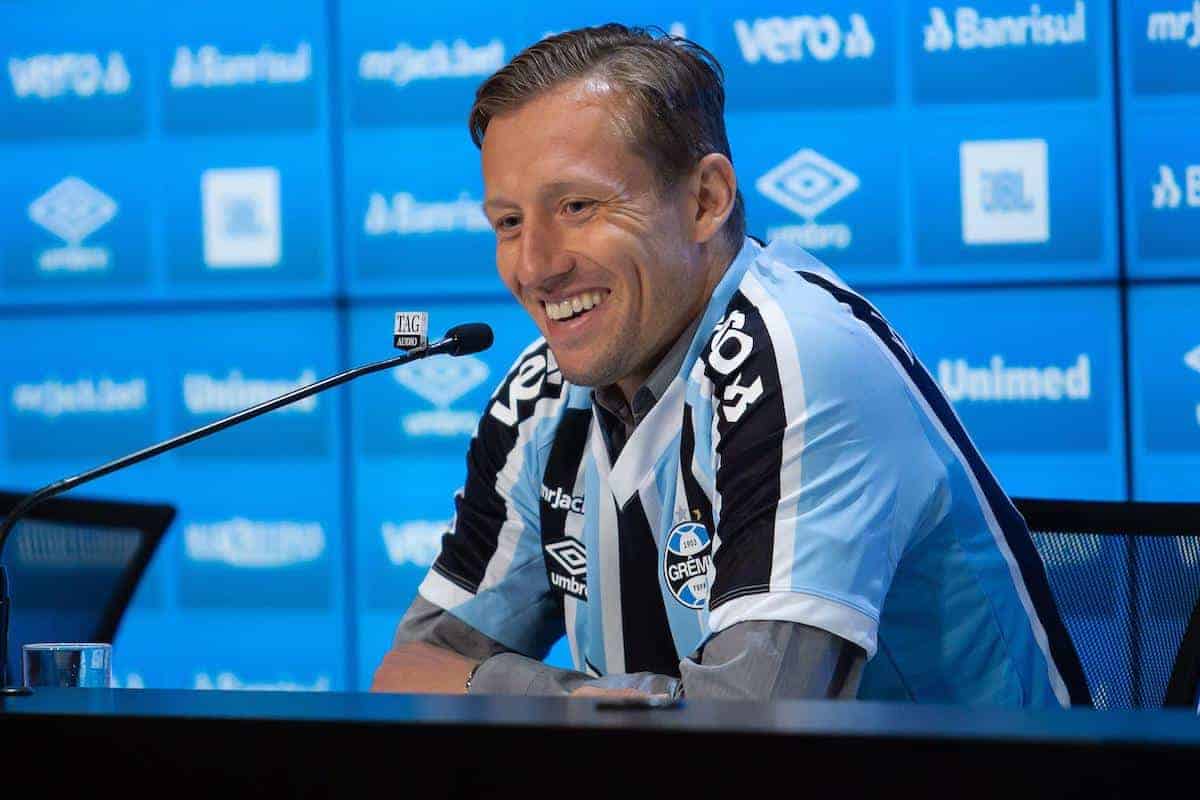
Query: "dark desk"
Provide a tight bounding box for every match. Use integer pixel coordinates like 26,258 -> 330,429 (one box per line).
2,689 -> 1196,797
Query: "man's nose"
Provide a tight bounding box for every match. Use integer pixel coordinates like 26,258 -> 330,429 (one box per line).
516,215 -> 573,294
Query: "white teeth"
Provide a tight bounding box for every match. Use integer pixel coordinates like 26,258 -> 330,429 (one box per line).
545,291 -> 605,321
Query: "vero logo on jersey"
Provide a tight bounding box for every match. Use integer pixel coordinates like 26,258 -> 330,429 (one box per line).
756,149 -> 858,251
489,349 -> 562,427
923,2 -> 1087,52
959,139 -> 1050,245
732,13 -> 875,64
393,355 -> 489,437
1152,164 -> 1200,209
28,177 -> 118,273
663,521 -> 712,609
709,310 -> 764,423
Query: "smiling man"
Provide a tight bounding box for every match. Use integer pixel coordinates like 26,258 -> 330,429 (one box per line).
370,24 -> 1090,706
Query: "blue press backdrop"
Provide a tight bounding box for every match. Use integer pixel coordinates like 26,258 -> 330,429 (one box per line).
0,0 -> 1197,691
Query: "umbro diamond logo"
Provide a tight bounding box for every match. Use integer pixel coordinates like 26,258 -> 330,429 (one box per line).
29,177 -> 117,245
756,149 -> 859,221
393,355 -> 489,408
545,539 -> 587,577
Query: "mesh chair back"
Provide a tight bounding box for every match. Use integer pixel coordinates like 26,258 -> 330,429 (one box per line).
1015,498 -> 1200,710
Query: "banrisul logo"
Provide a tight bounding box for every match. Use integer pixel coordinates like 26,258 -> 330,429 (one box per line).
733,13 -> 875,64
381,519 -> 448,567
184,518 -> 325,568
1146,3 -> 1200,49
923,2 -> 1087,52
170,43 -> 312,89
393,354 -> 489,437
364,190 -> 490,235
358,39 -> 503,87
663,521 -> 712,609
28,177 -> 118,273
756,149 -> 859,251
8,50 -> 131,99
1152,163 -> 1200,209
938,354 -> 1091,403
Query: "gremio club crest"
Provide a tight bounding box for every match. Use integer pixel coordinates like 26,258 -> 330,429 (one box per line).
663,521 -> 713,609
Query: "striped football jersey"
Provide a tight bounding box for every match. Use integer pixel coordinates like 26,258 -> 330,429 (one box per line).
417,237 -> 1090,706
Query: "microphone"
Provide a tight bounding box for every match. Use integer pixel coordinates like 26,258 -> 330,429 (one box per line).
0,321 -> 494,694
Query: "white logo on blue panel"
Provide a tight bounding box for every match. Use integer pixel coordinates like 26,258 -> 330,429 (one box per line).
663,521 -> 713,609
923,2 -> 1087,52
358,39 -> 504,87
201,167 -> 281,269
381,520 -> 447,567
1146,4 -> 1200,48
28,177 -> 117,273
364,191 -> 490,235
756,149 -> 859,251
393,354 -> 489,437
170,43 -> 312,89
1152,164 -> 1199,209
8,51 -> 131,99
10,376 -> 146,418
194,671 -> 330,691
1187,344 -> 1200,429
960,139 -> 1049,245
184,518 -> 324,567
733,13 -> 875,63
183,369 -> 318,415
938,354 -> 1091,403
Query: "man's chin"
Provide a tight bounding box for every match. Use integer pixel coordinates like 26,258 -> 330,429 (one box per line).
552,352 -> 626,389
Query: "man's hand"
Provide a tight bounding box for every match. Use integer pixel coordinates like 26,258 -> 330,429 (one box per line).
370,641 -> 481,694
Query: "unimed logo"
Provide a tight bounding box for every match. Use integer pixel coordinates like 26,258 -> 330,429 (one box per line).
363,191 -> 490,235
937,354 -> 1092,403
733,13 -> 876,63
194,671 -> 330,691
170,42 -> 312,89
923,2 -> 1087,51
11,376 -> 146,418
1146,3 -> 1200,48
7,50 -> 131,99
183,368 -> 318,415
357,39 -> 503,87
381,520 -> 447,567
184,517 -> 325,567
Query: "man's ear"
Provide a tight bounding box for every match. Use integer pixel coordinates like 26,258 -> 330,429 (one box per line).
689,153 -> 737,245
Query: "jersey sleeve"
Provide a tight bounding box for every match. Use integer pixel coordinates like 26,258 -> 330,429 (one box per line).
415,341 -> 568,659
700,276 -> 948,658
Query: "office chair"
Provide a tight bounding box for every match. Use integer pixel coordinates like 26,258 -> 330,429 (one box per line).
1014,497 -> 1200,710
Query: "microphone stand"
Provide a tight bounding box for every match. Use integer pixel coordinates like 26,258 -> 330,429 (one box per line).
0,326 -> 488,695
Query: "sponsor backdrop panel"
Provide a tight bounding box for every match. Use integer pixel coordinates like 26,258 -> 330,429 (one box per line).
0,142 -> 154,304
0,0 -> 150,141
158,0 -> 328,135
910,0 -> 1104,104
1128,285 -> 1200,501
871,286 -> 1127,501
1122,0 -> 1200,98
343,126 -> 503,296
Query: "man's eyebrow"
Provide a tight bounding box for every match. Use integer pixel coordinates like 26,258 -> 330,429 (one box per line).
482,197 -> 518,214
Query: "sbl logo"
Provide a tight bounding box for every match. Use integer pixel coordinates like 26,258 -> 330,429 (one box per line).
960,139 -> 1050,245
28,176 -> 117,273
201,167 -> 281,269
756,148 -> 858,251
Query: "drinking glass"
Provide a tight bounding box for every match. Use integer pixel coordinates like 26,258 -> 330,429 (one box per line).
22,643 -> 112,688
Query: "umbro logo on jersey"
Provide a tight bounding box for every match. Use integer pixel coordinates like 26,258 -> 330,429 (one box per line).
663,521 -> 713,609
544,538 -> 587,600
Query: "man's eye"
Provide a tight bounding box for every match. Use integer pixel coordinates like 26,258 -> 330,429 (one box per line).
496,215 -> 520,231
564,200 -> 594,215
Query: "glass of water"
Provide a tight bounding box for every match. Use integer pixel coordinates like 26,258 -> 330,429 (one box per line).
22,643 -> 112,688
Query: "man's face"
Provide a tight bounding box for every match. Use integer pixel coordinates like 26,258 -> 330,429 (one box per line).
481,81 -> 706,391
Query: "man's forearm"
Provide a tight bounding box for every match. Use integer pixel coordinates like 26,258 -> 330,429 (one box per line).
370,641 -> 480,694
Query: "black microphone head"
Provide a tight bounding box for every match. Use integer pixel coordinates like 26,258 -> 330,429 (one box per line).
443,323 -> 494,356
